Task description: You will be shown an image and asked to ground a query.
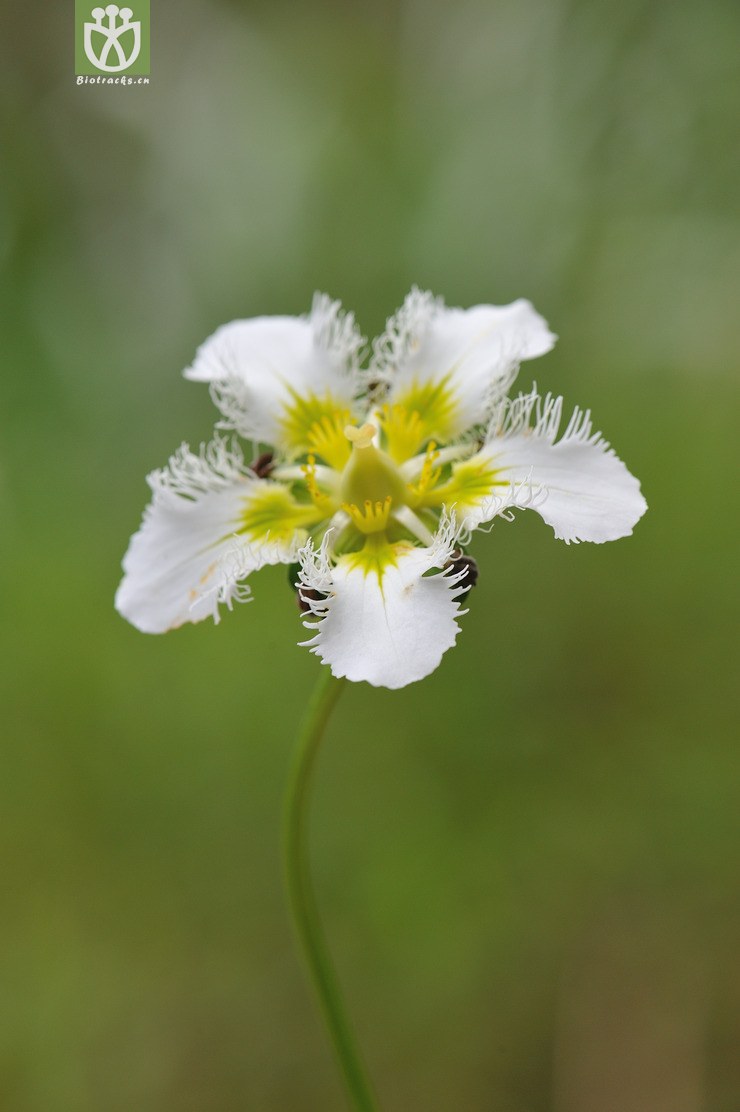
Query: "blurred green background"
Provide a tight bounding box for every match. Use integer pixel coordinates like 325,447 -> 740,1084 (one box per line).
2,1 -> 739,1109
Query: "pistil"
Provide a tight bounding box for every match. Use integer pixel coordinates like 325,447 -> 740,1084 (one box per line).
340,424 -> 408,512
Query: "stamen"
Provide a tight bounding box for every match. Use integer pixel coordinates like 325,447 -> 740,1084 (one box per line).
444,550 -> 479,601
297,586 -> 328,614
249,451 -> 274,478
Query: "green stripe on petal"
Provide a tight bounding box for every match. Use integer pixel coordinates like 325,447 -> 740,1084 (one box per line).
343,534 -> 403,580
239,482 -> 324,543
390,375 -> 460,446
420,452 -> 501,516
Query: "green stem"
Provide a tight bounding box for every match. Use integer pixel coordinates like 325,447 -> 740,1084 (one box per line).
283,669 -> 379,1112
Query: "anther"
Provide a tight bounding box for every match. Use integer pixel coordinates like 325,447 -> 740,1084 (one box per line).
250,451 -> 274,478
296,586 -> 327,614
287,562 -> 329,613
445,550 -> 479,600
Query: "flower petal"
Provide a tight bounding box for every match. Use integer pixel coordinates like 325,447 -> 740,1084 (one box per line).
298,521 -> 468,688
115,438 -> 303,633
184,294 -> 365,454
467,392 -> 647,543
371,288 -> 555,441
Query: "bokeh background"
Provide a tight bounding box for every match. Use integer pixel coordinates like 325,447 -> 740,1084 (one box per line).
2,1 -> 739,1109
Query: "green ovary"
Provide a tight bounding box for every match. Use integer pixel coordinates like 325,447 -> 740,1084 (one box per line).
340,442 -> 408,514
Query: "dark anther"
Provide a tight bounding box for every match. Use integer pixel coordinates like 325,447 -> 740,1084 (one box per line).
250,451 -> 274,478
445,550 -> 479,600
287,563 -> 328,613
297,587 -> 328,614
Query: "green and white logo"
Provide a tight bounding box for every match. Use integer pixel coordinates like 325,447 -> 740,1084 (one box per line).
75,2 -> 150,76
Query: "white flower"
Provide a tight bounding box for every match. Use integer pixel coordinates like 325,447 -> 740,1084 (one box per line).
115,289 -> 647,688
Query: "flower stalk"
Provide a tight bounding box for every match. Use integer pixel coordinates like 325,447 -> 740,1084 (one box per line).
283,670 -> 378,1112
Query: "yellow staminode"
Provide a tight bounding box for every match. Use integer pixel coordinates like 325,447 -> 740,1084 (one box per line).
307,411 -> 352,470
301,454 -> 335,512
379,403 -> 425,463
391,375 -> 459,444
342,496 -> 393,535
280,388 -> 350,457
